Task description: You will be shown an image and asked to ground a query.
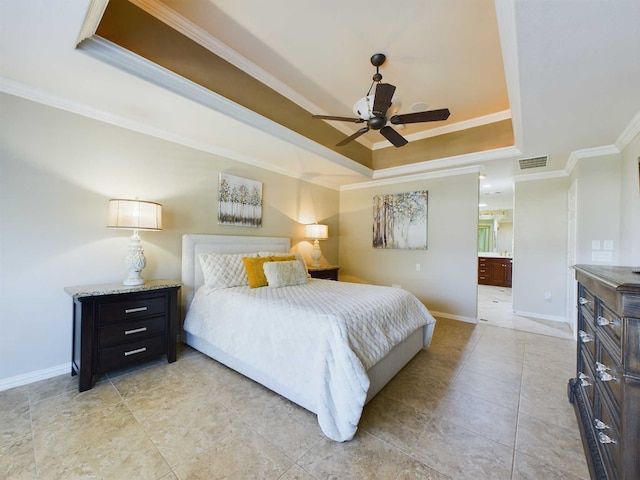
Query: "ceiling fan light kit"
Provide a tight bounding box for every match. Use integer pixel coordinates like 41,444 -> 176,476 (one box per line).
312,53 -> 450,148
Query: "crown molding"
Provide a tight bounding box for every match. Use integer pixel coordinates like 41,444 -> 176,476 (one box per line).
372,146 -> 521,180
76,0 -> 109,44
341,165 -> 483,191
494,0 -> 524,151
615,109 -> 640,151
564,144 -> 621,176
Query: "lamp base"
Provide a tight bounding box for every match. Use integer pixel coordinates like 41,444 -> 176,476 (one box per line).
123,230 -> 147,286
311,239 -> 322,268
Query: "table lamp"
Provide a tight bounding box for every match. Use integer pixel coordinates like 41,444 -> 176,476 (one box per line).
305,223 -> 328,268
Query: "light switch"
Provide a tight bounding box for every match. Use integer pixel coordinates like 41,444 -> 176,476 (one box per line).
603,240 -> 614,251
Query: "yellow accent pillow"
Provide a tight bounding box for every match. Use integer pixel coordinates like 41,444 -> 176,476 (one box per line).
242,255 -> 296,288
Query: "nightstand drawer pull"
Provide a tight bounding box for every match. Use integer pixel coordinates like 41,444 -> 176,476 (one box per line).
125,306 -> 148,314
578,330 -> 593,343
579,297 -> 591,305
594,419 -> 610,430
596,315 -> 618,327
124,347 -> 147,357
598,431 -> 616,445
124,327 -> 147,335
595,362 -> 610,372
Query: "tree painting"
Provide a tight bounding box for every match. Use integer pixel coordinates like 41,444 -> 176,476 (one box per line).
373,190 -> 428,249
218,173 -> 262,227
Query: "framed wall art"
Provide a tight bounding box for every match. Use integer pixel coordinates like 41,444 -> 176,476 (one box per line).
373,190 -> 428,249
218,173 -> 263,227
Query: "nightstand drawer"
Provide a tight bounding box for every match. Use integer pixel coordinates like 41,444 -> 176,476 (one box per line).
98,296 -> 166,323
98,316 -> 166,347
597,301 -> 622,348
98,335 -> 166,371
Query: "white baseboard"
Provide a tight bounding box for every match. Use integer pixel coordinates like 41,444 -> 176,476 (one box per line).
0,363 -> 70,392
429,310 -> 478,324
513,310 -> 567,323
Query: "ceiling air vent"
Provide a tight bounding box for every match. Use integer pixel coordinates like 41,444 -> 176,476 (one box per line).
518,155 -> 548,170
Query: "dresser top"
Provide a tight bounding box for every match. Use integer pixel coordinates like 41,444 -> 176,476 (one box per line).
64,279 -> 181,299
574,265 -> 640,293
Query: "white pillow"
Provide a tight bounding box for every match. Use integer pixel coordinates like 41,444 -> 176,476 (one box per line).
198,252 -> 257,290
263,260 -> 308,288
258,251 -> 311,278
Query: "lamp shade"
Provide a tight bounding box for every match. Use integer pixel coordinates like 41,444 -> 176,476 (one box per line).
107,199 -> 162,231
305,224 -> 328,240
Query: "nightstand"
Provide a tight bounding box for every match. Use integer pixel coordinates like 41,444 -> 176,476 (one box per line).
308,265 -> 340,281
65,280 -> 181,392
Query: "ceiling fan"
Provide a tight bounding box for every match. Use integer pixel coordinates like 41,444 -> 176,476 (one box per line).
312,53 -> 450,148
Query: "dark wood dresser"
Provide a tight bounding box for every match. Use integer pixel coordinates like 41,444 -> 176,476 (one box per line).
569,265 -> 640,480
65,280 -> 181,391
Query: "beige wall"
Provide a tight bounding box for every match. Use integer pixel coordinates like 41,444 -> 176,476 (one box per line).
0,93 -> 339,383
339,172 -> 479,320
513,177 -> 569,320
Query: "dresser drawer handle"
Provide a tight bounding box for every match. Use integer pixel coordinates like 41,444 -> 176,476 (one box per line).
594,419 -> 610,430
598,431 -> 616,445
598,370 -> 618,382
578,330 -> 593,343
595,362 -> 610,372
124,327 -> 147,335
579,297 -> 591,305
596,316 -> 618,327
124,347 -> 147,357
578,372 -> 592,387
125,306 -> 148,314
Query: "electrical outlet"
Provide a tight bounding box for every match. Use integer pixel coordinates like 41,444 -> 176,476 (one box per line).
544,291 -> 552,301
415,263 -> 421,272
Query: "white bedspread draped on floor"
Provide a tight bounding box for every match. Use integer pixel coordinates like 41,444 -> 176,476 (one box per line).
183,279 -> 435,441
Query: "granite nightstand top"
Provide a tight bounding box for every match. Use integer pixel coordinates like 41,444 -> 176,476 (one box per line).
64,279 -> 182,299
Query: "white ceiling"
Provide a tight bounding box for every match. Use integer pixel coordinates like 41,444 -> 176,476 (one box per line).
2,0 -> 640,214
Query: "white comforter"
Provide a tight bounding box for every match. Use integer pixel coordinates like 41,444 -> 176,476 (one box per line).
183,279 -> 435,441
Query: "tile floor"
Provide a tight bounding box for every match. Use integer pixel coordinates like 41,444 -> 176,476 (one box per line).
1,318 -> 588,479
478,285 -> 574,340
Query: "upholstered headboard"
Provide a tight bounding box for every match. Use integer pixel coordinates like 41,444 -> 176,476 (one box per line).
181,234 -> 290,315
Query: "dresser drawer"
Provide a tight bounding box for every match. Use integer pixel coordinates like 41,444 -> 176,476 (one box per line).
597,342 -> 623,414
98,316 -> 166,347
578,310 -> 596,360
97,335 -> 166,371
596,301 -> 622,348
98,296 -> 166,323
578,285 -> 596,317
579,353 -> 596,414
596,396 -> 622,480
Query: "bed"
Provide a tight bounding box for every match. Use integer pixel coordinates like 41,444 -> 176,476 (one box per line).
181,234 -> 436,441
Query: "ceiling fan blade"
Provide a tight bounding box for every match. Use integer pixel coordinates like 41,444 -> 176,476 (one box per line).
312,114 -> 365,123
380,126 -> 408,147
372,83 -> 396,117
390,108 -> 451,125
336,126 -> 369,146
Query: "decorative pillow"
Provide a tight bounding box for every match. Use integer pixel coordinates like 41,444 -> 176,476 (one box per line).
258,251 -> 311,278
263,260 -> 308,288
242,255 -> 295,288
198,252 -> 257,290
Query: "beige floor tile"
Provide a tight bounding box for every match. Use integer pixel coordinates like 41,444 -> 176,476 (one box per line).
439,389 -> 518,448
462,349 -> 523,385
409,417 -> 514,480
450,368 -> 521,411
377,370 -> 450,415
172,427 -> 292,479
33,402 -> 171,480
0,385 -> 31,446
30,378 -> 122,433
359,394 -> 432,452
519,370 -> 577,430
512,450 -> 589,480
298,430 -> 444,480
279,464 -> 319,480
27,373 -> 79,404
0,432 -> 36,480
515,412 -> 589,479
